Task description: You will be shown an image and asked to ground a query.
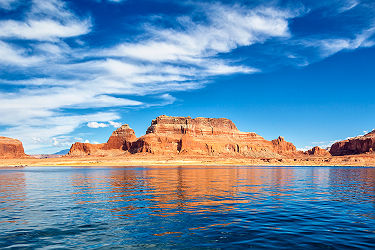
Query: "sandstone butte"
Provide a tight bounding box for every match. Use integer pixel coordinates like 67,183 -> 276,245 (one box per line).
330,130 -> 375,156
0,136 -> 26,159
307,146 -> 331,157
68,115 -> 305,158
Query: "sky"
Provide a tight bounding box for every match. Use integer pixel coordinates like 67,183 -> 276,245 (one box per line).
0,0 -> 374,154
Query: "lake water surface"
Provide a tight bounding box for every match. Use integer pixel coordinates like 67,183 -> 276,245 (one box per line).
1,166 -> 375,249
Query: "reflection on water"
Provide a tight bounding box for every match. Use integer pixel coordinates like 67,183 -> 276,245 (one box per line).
0,166 -> 375,248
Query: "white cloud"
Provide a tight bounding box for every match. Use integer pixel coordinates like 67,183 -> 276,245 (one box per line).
338,0 -> 359,13
0,87 -> 142,126
0,0 -> 91,41
159,94 -> 176,105
87,122 -> 109,128
0,41 -> 42,66
105,5 -> 292,63
109,121 -> 122,128
304,27 -> 375,57
0,19 -> 91,41
87,121 -> 123,129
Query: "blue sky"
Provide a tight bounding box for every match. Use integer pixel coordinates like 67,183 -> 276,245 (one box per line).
0,0 -> 374,154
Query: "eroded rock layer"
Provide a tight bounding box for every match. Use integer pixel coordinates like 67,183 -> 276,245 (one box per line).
330,130 -> 375,156
0,136 -> 26,158
131,115 -> 279,157
69,115 -> 299,158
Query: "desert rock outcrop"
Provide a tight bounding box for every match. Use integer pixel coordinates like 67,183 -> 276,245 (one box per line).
68,124 -> 137,156
0,136 -> 26,158
330,130 -> 375,156
271,136 -> 298,156
307,146 -> 331,157
69,115 -> 298,158
130,115 -> 278,157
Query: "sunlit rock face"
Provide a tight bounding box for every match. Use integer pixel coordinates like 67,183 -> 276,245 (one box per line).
306,146 -> 331,157
103,124 -> 137,151
330,130 -> 375,156
271,136 -> 299,157
69,115 -> 299,158
68,124 -> 137,156
68,142 -> 104,156
0,137 -> 26,158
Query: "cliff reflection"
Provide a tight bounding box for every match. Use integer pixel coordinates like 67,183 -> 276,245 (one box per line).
0,171 -> 26,207
0,170 -> 26,224
104,167 -> 295,216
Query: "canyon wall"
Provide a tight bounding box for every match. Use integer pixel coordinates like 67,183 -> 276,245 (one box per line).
330,130 -> 375,156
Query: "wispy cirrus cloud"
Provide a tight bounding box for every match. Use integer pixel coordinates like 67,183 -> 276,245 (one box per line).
0,19 -> 91,41
104,5 -> 293,63
303,27 -> 375,57
0,41 -> 42,66
0,0 -> 91,41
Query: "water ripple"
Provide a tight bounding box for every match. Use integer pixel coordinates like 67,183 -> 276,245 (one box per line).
0,166 -> 375,248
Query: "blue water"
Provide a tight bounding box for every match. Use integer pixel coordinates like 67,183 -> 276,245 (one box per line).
0,166 -> 374,249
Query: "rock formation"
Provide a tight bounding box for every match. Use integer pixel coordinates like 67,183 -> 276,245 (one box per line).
68,142 -> 103,156
69,115 -> 299,158
0,136 -> 26,158
130,115 -> 277,157
103,124 -> 137,150
330,130 -> 375,156
68,124 -> 137,156
306,146 -> 331,157
271,136 -> 298,156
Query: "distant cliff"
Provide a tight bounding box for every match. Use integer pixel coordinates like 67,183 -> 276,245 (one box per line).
330,130 -> 375,156
307,146 -> 331,157
69,115 -> 300,158
0,136 -> 26,158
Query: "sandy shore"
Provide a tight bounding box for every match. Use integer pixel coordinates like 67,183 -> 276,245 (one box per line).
1,154 -> 375,167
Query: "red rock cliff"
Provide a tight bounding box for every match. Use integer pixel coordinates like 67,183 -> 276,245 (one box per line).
330,130 -> 375,156
68,116 -> 298,158
130,115 -> 274,156
0,136 -> 26,158
271,136 -> 297,155
131,115 -> 298,157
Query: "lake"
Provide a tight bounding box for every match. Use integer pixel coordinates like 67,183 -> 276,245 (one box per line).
0,166 -> 374,249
